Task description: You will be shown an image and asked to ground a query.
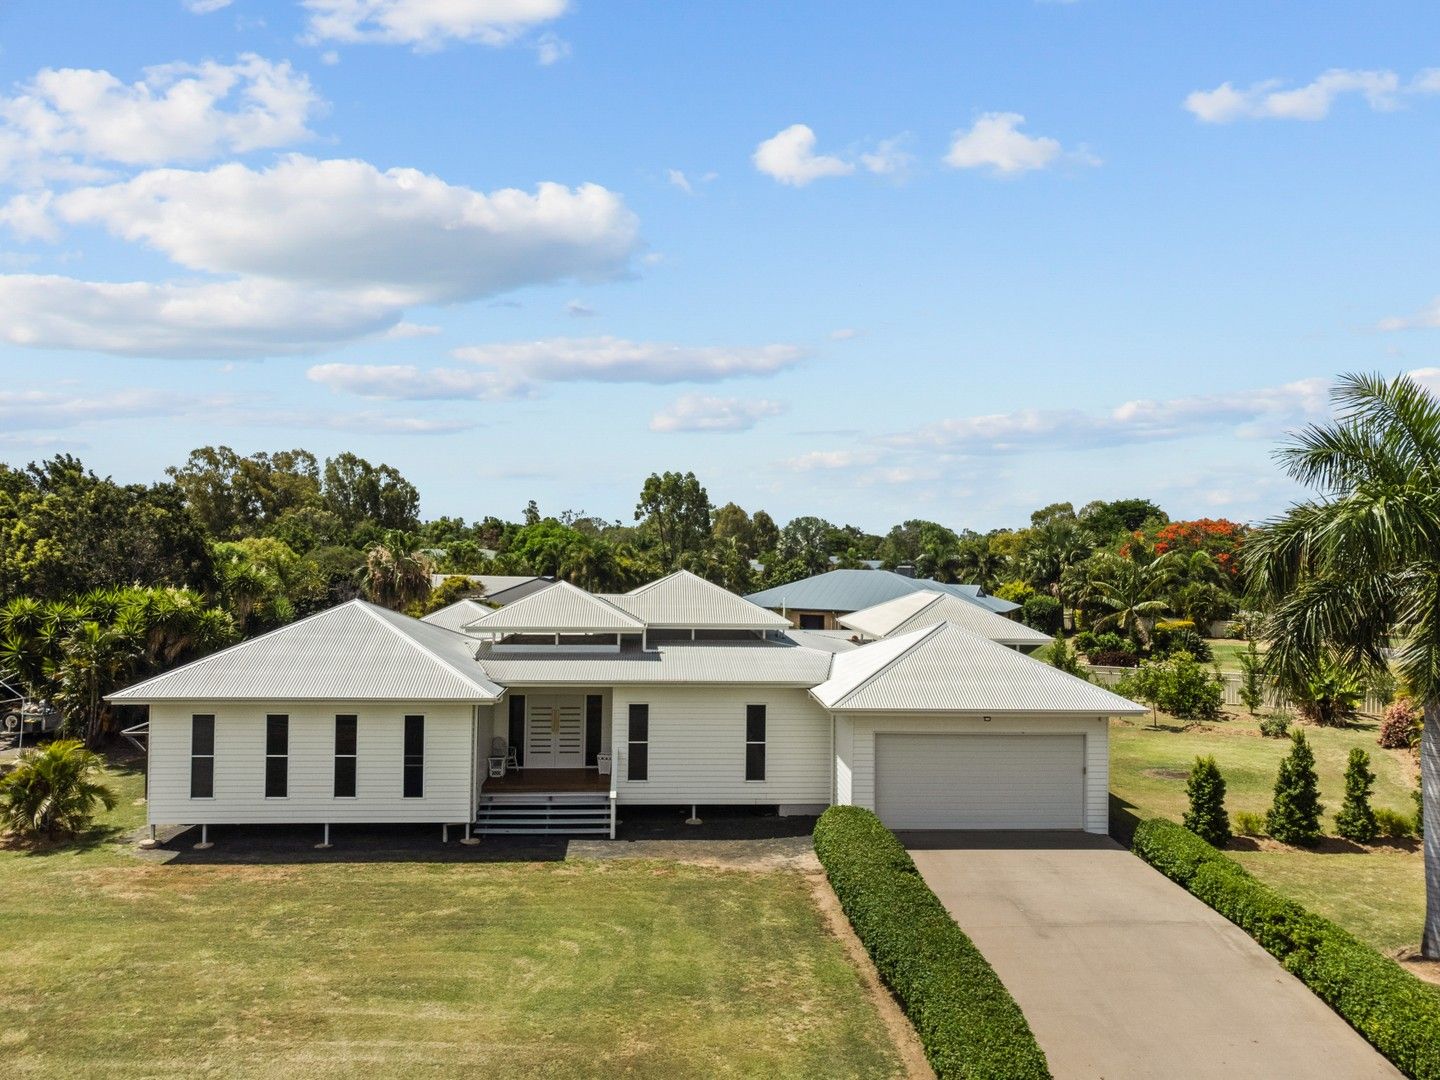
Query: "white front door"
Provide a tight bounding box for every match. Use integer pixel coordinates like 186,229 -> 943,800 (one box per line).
526,695 -> 585,768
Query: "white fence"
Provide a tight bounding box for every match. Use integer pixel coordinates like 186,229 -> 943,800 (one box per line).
1085,665 -> 1389,716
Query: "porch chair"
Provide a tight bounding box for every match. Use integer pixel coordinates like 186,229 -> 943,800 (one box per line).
489,736 -> 508,779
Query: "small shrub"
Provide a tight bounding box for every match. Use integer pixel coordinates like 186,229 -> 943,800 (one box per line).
1292,658 -> 1364,727
1266,730 -> 1324,846
1372,807 -> 1414,840
1378,698 -> 1421,750
0,739 -> 116,841
1182,756 -> 1231,847
1334,748 -> 1378,844
1237,640 -> 1267,715
1151,624 -> 1213,663
1046,631 -> 1087,678
1232,810 -> 1267,836
1021,594 -> 1063,635
994,580 -> 1036,605
1116,651 -> 1224,722
1258,713 -> 1291,739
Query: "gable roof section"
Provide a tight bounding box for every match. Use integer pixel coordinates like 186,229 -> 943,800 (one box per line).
810,621 -> 1146,714
421,598 -> 495,635
463,580 -> 645,634
605,570 -> 791,629
746,568 -> 1017,616
109,600 -> 502,703
839,590 -> 1051,648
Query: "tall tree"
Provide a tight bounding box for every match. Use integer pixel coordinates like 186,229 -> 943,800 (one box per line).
167,447 -> 321,538
1244,372 -> 1440,956
362,533 -> 434,611
322,452 -> 421,532
1084,549 -> 1178,645
635,471 -> 712,569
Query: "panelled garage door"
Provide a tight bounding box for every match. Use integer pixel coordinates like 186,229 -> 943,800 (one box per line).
874,733 -> 1085,830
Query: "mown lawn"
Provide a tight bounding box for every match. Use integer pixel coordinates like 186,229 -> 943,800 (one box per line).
1110,713 -> 1425,954
0,761 -> 902,1079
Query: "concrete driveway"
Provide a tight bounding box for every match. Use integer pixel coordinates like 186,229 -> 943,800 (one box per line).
902,831 -> 1400,1080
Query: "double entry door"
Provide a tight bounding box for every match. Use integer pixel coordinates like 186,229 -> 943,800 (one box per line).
526,694 -> 585,768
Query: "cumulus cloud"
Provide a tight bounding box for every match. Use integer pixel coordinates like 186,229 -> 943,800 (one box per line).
1184,67 -> 1440,123
753,124 -> 854,186
649,394 -> 785,433
384,321 -> 441,338
302,0 -> 568,51
534,32 -> 571,65
859,135 -> 913,177
944,112 -> 1092,175
0,386 -> 221,429
183,0 -> 236,12
0,55 -> 321,183
309,337 -> 807,400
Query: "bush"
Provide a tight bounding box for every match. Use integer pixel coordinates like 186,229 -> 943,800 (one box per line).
994,580 -> 1035,605
1334,747 -> 1378,844
1379,698 -> 1421,750
1076,631 -> 1139,667
1267,730 -> 1324,846
1132,817 -> 1440,1079
1232,810 -> 1267,836
813,807 -> 1051,1080
1151,623 -> 1213,663
1182,756 -> 1231,847
1292,658 -> 1364,727
1089,648 -> 1140,667
1045,631 -> 1087,679
1373,807 -> 1415,840
1116,652 -> 1224,722
1258,713 -> 1291,739
1020,594 -> 1063,635
1237,641 -> 1267,716
0,739 -> 116,841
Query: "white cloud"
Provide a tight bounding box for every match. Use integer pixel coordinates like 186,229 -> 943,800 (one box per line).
666,168 -> 692,194
309,337 -> 807,401
649,395 -> 785,433
828,327 -> 861,341
0,55 -> 321,183
302,0 -> 568,51
534,32 -> 571,65
944,112 -> 1092,175
34,156 -> 639,306
1183,67 -> 1440,123
859,135 -> 913,177
565,299 -> 597,318
753,124 -> 854,186
385,321 -> 441,338
782,449 -> 880,472
183,0 -> 235,11
0,387 -> 220,429
1378,296 -> 1440,331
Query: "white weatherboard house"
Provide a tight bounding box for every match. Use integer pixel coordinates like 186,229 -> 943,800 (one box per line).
110,571 -> 1143,844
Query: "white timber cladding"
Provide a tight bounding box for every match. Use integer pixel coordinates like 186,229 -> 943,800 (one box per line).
839,713 -> 1110,834
609,686 -> 831,805
146,701 -> 475,825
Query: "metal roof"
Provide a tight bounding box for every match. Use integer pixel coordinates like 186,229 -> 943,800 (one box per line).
477,639 -> 835,686
779,628 -> 864,654
746,568 -> 1017,616
421,598 -> 495,635
463,580 -> 645,634
109,600 -> 502,703
604,570 -> 791,629
839,590 -> 1051,648
810,621 -> 1146,714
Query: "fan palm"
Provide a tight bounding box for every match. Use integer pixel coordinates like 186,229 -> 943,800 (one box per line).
362,533 -> 435,610
1244,371 -> 1440,957
0,739 -> 116,840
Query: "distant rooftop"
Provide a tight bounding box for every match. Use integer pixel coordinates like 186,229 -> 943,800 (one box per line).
746,568 -> 1018,616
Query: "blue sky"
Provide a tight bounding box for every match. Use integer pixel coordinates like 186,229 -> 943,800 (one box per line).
1,1 -> 1437,531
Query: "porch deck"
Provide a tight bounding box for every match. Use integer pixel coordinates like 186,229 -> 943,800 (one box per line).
482,768 -> 610,795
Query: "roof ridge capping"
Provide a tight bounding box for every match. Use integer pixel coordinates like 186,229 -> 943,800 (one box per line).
358,601 -> 500,697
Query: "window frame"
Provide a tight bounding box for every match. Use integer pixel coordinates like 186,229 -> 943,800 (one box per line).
626,703 -> 649,783
190,714 -> 215,799
402,714 -> 424,799
745,703 -> 766,783
334,714 -> 358,798
264,714 -> 289,799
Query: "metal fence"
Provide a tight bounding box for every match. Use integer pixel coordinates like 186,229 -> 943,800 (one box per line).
1084,665 -> 1390,716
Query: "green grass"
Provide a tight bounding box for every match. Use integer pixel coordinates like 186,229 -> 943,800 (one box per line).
1110,713 -> 1425,953
1204,638 -> 1257,672
0,761 -> 902,1079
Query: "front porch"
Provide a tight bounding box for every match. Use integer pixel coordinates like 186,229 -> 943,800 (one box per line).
481,767 -> 610,795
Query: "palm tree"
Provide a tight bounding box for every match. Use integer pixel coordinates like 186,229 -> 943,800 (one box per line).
362,533 -> 435,611
47,620 -> 139,747
1244,372 -> 1440,957
0,739 -> 116,840
1085,550 -> 1178,646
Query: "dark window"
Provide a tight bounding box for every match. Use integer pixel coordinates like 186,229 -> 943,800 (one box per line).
585,694 -> 602,767
507,695 -> 526,767
798,613 -> 825,630
745,704 -> 766,782
335,714 -> 357,798
190,714 -> 214,798
403,714 -> 424,798
627,703 -> 648,782
265,714 -> 288,798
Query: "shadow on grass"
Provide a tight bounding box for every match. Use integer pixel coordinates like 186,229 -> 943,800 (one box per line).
1226,834 -> 1421,855
1108,792 -> 1144,848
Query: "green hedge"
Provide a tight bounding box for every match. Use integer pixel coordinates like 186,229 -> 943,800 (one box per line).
812,806 -> 1050,1080
1132,818 -> 1440,1079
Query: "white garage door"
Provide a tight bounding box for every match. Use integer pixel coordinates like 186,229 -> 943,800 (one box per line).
874,733 -> 1085,830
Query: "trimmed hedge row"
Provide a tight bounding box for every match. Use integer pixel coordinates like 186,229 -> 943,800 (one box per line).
1132,818 -> 1440,1079
812,806 -> 1050,1080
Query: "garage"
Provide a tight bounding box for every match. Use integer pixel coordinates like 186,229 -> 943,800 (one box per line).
874,732 -> 1085,830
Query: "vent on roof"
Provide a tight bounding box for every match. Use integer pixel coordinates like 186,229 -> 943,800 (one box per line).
894,563 -> 916,578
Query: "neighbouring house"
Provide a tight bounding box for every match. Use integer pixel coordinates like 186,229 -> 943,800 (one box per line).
427,573 -> 553,606
109,570 -> 1141,844
745,567 -> 1019,630
836,589 -> 1052,652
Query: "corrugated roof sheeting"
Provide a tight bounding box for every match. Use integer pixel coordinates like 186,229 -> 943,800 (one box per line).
421,598 -> 495,635
812,622 -> 1146,714
607,570 -> 791,629
464,581 -> 645,633
746,568 -> 1017,615
110,600 -> 502,702
478,640 -> 834,686
779,628 -> 863,654
840,591 -> 1051,647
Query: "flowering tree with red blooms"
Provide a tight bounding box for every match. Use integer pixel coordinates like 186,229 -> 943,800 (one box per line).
1150,519 -> 1247,579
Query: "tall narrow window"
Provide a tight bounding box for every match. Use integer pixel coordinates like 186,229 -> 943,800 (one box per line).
585,694 -> 602,767
507,695 -> 526,767
627,703 -> 648,782
334,714 -> 358,798
403,714 -> 424,798
190,714 -> 215,798
265,714 -> 288,798
745,704 -> 766,782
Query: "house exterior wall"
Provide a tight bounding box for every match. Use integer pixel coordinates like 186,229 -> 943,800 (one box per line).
609,685 -> 831,805
147,700 -> 476,826
836,713 -> 1110,834
481,689 -> 614,763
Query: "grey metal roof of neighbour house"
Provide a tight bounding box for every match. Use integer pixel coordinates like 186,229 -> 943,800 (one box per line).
745,568 -> 1018,616
602,570 -> 792,629
811,621 -> 1146,714
427,574 -> 551,604
839,591 -> 1052,649
421,598 -> 495,635
108,600 -> 502,703
477,639 -> 836,686
779,628 -> 864,654
463,580 -> 645,634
